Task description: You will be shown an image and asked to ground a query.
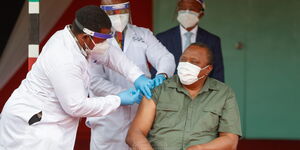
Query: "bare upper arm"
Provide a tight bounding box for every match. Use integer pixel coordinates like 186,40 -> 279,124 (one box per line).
128,97 -> 156,136
220,132 -> 239,149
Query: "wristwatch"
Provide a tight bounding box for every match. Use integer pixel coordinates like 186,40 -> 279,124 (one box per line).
158,73 -> 168,79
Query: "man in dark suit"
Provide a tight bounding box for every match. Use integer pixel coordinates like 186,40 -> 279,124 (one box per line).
156,0 -> 224,82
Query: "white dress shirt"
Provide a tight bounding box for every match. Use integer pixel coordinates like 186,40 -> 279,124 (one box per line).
180,25 -> 198,52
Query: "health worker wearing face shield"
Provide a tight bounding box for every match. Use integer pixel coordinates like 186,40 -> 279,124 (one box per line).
86,0 -> 176,150
155,0 -> 225,82
0,5 -> 152,150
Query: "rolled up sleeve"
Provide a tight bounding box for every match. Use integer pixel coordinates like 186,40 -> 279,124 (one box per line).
218,87 -> 242,137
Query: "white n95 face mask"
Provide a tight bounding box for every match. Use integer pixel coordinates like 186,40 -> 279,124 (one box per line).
177,10 -> 199,29
109,13 -> 129,32
177,62 -> 209,85
84,39 -> 110,55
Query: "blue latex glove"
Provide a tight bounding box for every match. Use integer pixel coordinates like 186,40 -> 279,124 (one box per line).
153,74 -> 167,87
117,89 -> 143,105
134,75 -> 154,99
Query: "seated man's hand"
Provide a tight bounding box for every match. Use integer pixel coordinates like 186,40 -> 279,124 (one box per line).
118,88 -> 143,105
134,75 -> 154,99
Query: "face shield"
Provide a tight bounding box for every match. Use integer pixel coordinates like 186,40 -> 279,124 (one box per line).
100,2 -> 131,32
74,18 -> 114,40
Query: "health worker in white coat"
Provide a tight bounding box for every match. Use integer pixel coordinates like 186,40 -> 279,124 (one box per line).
0,5 -> 154,150
86,1 -> 176,150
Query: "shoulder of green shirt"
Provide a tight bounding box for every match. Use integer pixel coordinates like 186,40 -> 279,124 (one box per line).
150,76 -> 176,104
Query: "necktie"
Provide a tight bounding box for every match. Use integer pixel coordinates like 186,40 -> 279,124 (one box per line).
115,32 -> 123,49
184,32 -> 193,50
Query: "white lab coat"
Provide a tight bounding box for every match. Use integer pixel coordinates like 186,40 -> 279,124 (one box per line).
0,25 -> 144,150
86,24 -> 175,150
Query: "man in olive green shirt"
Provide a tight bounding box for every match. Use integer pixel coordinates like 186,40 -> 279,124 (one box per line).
126,43 -> 242,150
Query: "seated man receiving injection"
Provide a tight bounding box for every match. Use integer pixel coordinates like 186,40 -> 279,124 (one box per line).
126,42 -> 242,150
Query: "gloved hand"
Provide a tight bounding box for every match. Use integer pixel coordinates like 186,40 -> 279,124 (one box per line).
117,88 -> 143,105
152,74 -> 167,87
134,75 -> 154,99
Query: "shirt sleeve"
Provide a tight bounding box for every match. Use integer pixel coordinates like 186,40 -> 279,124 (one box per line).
91,44 -> 144,83
46,61 -> 121,118
89,62 -> 126,96
151,83 -> 164,104
218,87 -> 242,137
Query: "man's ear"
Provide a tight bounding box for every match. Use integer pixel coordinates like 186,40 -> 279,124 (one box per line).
76,34 -> 85,41
76,34 -> 88,48
176,1 -> 181,12
82,34 -> 89,40
81,34 -> 92,44
206,65 -> 213,75
199,11 -> 204,19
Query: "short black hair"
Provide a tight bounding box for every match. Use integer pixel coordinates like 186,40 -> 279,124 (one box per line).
72,5 -> 112,35
189,42 -> 214,65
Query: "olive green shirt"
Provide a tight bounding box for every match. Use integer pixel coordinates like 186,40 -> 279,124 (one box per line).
148,75 -> 242,150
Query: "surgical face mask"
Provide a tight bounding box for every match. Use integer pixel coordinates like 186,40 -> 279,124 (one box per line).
84,37 -> 110,55
177,62 -> 209,85
109,13 -> 129,32
177,10 -> 199,29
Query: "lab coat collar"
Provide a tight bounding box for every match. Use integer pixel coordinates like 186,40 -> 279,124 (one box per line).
123,24 -> 134,53
110,25 -> 132,53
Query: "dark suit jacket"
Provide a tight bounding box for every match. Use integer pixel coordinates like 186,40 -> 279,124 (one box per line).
156,26 -> 224,82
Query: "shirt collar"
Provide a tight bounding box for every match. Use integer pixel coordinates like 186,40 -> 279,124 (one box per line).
179,25 -> 198,37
